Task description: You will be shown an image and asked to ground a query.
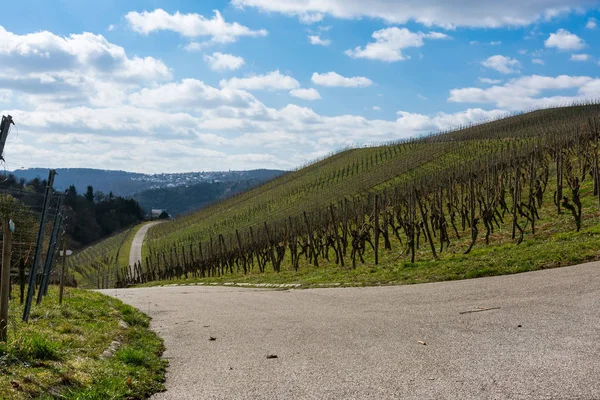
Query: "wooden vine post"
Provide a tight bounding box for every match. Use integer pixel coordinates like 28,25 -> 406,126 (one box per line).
374,195 -> 380,265
0,217 -> 12,342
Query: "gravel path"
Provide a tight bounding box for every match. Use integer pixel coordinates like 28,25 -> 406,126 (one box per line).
128,221 -> 164,274
102,262 -> 600,399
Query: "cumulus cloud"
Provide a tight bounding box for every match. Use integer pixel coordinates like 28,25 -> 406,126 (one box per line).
586,18 -> 597,29
308,35 -> 331,46
345,27 -> 449,62
449,74 -> 600,110
545,29 -> 586,51
0,26 -> 170,82
289,88 -> 321,100
482,55 -> 521,74
311,72 -> 372,87
570,53 -> 590,61
125,9 -> 267,44
8,21 -> 593,174
299,13 -> 324,24
3,98 -> 514,172
479,78 -> 503,84
220,70 -> 300,91
0,25 -> 171,110
203,52 -> 245,71
231,0 -> 590,28
128,79 -> 256,110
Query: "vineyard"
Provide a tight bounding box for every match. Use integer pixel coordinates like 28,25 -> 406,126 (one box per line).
75,103 -> 600,288
68,227 -> 134,289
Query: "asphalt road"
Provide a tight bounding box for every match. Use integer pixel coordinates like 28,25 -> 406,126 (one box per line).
103,262 -> 600,399
128,221 -> 164,274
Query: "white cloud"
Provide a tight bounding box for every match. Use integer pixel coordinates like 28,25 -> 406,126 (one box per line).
570,53 -> 590,61
125,9 -> 267,44
586,18 -> 597,29
0,26 -> 170,82
395,108 -> 507,131
128,79 -> 256,110
417,94 -> 427,100
0,25 -> 170,110
518,49 -> 528,55
311,72 -> 372,87
289,88 -> 321,100
10,22 -> 600,175
345,27 -> 449,62
184,42 -> 208,52
372,106 -> 381,111
299,13 -> 324,24
532,58 -> 545,65
0,24 -> 535,174
471,40 -> 502,46
308,35 -> 331,46
108,24 -> 115,31
449,74 -> 600,110
5,100 -> 514,172
479,78 -> 503,84
545,29 -> 585,51
203,52 -> 245,71
220,70 -> 300,91
231,0 -> 590,28
482,55 -> 521,74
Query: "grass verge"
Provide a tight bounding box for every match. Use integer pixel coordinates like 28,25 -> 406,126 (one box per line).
0,286 -> 166,399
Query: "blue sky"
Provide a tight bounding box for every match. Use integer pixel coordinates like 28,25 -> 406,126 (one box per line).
1,0 -> 599,173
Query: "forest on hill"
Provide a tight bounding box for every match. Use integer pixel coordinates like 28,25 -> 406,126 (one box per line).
0,174 -> 145,249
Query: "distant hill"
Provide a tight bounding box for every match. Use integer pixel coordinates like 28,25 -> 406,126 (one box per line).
132,178 -> 278,217
10,168 -> 285,197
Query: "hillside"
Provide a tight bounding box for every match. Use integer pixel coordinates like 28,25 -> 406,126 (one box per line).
75,103 -> 600,288
132,171 -> 286,216
10,168 -> 285,197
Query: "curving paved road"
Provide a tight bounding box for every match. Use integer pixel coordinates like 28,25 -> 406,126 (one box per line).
103,262 -> 600,399
128,221 -> 164,273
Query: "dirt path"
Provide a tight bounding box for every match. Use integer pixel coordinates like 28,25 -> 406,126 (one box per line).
103,262 -> 600,399
128,221 -> 164,274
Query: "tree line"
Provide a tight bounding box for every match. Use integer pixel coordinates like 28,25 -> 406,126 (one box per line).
0,175 -> 145,249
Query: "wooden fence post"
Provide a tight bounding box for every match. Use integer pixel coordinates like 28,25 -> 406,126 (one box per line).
1,217 -> 13,342
59,240 -> 67,305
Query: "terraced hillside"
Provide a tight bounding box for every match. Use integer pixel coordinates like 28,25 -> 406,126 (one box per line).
76,103 -> 600,287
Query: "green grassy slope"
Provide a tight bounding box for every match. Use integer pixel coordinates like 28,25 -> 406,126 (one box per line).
146,104 -> 596,245
0,287 -> 166,399
77,103 -> 600,287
